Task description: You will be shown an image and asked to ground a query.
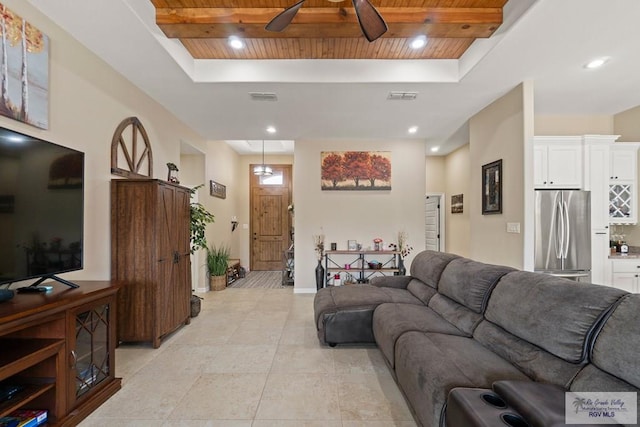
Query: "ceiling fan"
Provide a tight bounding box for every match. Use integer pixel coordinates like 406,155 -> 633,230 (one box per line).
265,0 -> 388,42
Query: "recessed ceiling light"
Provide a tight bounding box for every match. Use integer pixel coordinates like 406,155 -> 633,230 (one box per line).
266,126 -> 277,134
228,36 -> 244,50
430,147 -> 439,153
585,57 -> 609,69
410,35 -> 427,49
408,126 -> 418,134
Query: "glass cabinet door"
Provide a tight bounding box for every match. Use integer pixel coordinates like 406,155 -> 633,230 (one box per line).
610,184 -> 633,221
73,303 -> 110,400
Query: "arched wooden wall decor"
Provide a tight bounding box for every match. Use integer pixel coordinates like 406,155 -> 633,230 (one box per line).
110,116 -> 153,178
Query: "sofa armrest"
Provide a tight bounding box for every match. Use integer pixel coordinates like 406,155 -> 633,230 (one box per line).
492,380 -> 621,427
369,275 -> 412,289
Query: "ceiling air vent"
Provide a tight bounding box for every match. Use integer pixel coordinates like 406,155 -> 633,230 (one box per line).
249,92 -> 278,101
387,91 -> 418,101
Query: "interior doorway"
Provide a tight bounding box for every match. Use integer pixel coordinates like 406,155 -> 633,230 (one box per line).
425,194 -> 444,252
250,165 -> 292,270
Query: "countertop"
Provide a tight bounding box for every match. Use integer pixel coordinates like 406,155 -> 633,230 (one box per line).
609,253 -> 640,259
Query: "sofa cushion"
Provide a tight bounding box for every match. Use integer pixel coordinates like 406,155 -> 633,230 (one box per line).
589,294 -> 640,389
571,364 -> 640,395
313,284 -> 424,345
372,303 -> 465,368
394,331 -> 529,427
484,271 -> 627,363
406,278 -> 438,305
473,320 -> 584,388
570,363 -> 640,419
438,258 -> 515,313
427,293 -> 484,336
408,250 -> 459,289
369,275 -> 412,289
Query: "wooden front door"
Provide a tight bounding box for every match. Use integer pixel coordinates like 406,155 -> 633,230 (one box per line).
250,165 -> 292,271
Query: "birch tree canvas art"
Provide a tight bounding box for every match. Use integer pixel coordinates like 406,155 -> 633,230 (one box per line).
0,3 -> 49,129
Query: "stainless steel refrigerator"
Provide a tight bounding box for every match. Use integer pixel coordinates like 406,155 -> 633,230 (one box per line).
534,190 -> 591,281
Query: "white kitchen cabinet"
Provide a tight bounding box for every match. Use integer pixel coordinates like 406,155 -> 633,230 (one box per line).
533,137 -> 583,189
591,231 -> 611,286
610,146 -> 637,181
609,143 -> 639,224
610,258 -> 640,292
584,136 -> 617,285
584,136 -> 613,230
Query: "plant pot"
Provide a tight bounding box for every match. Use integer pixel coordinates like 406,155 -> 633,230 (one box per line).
210,275 -> 226,291
190,294 -> 202,317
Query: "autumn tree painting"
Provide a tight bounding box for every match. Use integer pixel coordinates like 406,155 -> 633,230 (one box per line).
321,151 -> 391,190
0,3 -> 48,129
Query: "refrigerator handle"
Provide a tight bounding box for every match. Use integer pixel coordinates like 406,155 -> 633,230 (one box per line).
556,200 -> 564,259
563,200 -> 570,259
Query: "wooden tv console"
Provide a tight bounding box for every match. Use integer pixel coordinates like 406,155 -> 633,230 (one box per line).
0,281 -> 121,426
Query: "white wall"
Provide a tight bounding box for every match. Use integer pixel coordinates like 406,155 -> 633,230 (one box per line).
202,141 -> 241,262
444,144 -> 471,257
293,140 -> 426,292
535,115 -> 614,135
425,156 -> 446,193
4,0 -> 208,284
469,83 -> 534,269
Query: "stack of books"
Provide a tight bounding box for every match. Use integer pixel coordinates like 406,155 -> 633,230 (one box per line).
0,409 -> 47,427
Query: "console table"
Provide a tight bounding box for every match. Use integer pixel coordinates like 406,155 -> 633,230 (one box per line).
0,281 -> 121,426
324,250 -> 401,286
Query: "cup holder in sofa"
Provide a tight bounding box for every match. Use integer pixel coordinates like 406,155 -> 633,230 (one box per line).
480,392 -> 507,409
500,413 -> 530,427
446,388 -> 532,427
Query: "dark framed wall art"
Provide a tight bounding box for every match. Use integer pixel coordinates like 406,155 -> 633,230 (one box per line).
210,180 -> 226,199
451,194 -> 463,214
482,159 -> 502,215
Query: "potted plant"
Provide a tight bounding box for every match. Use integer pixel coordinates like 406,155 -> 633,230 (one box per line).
206,244 -> 230,291
189,185 -> 215,254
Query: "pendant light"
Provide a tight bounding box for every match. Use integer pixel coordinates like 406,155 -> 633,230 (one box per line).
253,140 -> 273,176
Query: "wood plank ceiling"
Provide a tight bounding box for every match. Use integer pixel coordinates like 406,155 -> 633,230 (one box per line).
152,0 -> 508,60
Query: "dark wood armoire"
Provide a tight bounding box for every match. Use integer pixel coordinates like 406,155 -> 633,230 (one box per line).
110,179 -> 191,348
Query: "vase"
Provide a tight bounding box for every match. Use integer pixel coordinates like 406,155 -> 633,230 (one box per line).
315,260 -> 325,290
398,258 -> 406,276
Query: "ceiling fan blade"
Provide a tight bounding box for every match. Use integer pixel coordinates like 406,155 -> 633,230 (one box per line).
265,0 -> 306,32
352,0 -> 387,42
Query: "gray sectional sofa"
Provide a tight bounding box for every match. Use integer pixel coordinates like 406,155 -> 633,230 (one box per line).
313,250 -> 639,427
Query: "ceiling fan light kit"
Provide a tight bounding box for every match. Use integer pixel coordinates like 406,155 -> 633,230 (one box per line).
266,0 -> 388,42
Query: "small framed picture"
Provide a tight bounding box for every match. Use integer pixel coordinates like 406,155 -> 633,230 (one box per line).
209,180 -> 226,199
451,194 -> 463,214
347,240 -> 357,251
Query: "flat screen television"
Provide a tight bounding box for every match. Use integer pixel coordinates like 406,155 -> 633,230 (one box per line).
0,126 -> 83,289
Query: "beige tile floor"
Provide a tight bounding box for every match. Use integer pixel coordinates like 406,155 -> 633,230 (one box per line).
80,288 -> 417,427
